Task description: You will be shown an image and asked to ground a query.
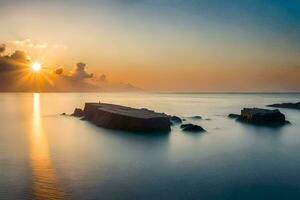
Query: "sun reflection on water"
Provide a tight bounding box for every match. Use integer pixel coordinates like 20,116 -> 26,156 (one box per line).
30,93 -> 67,200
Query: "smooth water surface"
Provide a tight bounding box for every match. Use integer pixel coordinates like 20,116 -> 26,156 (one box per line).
0,93 -> 300,200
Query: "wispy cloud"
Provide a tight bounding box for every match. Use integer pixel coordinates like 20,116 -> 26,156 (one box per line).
9,39 -> 48,49
8,39 -> 67,50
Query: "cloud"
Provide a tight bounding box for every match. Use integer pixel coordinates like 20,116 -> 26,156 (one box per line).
0,45 -> 140,92
55,62 -> 93,80
9,39 -> 48,49
0,44 -> 5,54
0,50 -> 30,72
55,67 -> 64,75
99,74 -> 107,82
10,50 -> 30,62
0,49 -> 32,91
72,62 -> 93,79
52,44 -> 68,50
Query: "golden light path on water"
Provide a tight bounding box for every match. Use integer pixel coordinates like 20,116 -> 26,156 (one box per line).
30,93 -> 67,200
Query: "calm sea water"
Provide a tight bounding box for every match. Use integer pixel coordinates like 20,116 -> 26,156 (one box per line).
0,93 -> 300,200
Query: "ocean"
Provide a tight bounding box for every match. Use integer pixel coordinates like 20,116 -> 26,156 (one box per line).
0,93 -> 300,200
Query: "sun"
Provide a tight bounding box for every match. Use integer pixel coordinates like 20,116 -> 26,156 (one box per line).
31,62 -> 42,72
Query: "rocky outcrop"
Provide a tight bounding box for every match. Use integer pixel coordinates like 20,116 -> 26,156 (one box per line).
74,103 -> 171,132
229,108 -> 289,126
267,102 -> 300,110
169,116 -> 182,124
180,123 -> 206,133
72,108 -> 84,117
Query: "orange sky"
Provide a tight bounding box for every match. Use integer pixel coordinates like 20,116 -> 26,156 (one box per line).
1,0 -> 300,92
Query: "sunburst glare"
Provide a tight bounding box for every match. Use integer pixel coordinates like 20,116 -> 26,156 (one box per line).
31,62 -> 42,72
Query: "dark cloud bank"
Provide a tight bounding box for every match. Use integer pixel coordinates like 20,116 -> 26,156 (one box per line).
0,45 -> 141,92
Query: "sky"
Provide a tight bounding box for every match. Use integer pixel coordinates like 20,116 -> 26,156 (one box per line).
0,0 -> 300,92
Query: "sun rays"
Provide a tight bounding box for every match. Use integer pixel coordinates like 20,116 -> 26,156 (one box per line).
13,61 -> 55,92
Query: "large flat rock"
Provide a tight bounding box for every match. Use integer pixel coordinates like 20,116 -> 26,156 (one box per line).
79,103 -> 171,132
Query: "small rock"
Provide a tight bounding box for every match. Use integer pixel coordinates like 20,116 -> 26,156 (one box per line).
180,123 -> 194,129
181,123 -> 206,133
72,108 -> 84,117
228,113 -> 240,118
170,116 -> 182,123
80,117 -> 88,121
61,113 -> 66,115
190,116 -> 202,119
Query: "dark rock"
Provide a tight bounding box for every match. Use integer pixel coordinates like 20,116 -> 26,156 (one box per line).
76,103 -> 171,132
80,117 -> 88,121
180,123 -> 194,129
190,116 -> 202,119
141,108 -> 154,112
267,102 -> 300,110
170,116 -> 182,124
61,113 -> 66,115
236,108 -> 289,126
228,113 -> 240,118
72,108 -> 84,117
181,123 -> 206,133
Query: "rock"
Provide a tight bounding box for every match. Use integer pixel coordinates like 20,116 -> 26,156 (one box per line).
237,108 -> 289,126
190,116 -> 202,119
267,102 -> 300,110
228,113 -> 240,118
180,123 -> 194,129
141,108 -> 154,112
61,113 -> 66,115
181,123 -> 206,133
72,108 -> 84,117
80,117 -> 88,121
169,116 -> 182,124
75,103 -> 171,132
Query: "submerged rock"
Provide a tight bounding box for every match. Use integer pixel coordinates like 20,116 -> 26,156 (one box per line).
231,108 -> 289,126
80,116 -> 88,121
72,108 -> 84,117
190,116 -> 202,120
73,103 -> 171,132
181,123 -> 206,133
169,116 -> 182,124
228,113 -> 240,119
267,102 -> 300,110
180,123 -> 194,129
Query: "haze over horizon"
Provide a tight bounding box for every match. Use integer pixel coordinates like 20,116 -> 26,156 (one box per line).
0,0 -> 300,92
